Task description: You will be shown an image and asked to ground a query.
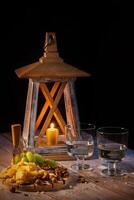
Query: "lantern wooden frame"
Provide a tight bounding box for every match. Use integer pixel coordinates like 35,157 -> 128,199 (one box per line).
15,32 -> 90,159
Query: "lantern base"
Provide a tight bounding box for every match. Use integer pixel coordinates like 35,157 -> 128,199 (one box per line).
42,152 -> 76,161
27,135 -> 75,160
34,147 -> 76,161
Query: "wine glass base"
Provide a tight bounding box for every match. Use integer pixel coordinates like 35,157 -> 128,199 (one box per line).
101,168 -> 124,176
71,163 -> 91,171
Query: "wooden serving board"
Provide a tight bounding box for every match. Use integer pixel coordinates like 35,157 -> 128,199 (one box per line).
1,177 -> 70,192
18,179 -> 69,192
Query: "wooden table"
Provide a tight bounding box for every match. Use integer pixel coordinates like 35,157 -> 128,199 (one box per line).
0,132 -> 134,200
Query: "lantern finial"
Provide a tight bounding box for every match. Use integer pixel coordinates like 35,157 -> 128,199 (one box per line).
43,32 -> 58,57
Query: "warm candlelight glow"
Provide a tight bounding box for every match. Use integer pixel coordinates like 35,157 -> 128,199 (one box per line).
50,123 -> 54,129
46,123 -> 59,145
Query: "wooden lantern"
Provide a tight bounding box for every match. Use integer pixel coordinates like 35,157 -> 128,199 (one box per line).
15,32 -> 90,159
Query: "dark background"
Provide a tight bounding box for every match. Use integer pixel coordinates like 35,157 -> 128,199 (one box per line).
0,2 -> 134,148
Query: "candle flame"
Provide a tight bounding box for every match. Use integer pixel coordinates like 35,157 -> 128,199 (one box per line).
50,123 -> 54,129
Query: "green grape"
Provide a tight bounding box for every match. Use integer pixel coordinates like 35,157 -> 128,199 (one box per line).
21,155 -> 28,162
14,154 -> 21,164
26,151 -> 34,162
20,152 -> 26,159
20,152 -> 28,162
34,153 -> 44,165
46,159 -> 57,168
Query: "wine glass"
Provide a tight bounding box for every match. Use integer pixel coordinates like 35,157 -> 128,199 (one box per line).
65,123 -> 95,170
97,127 -> 128,176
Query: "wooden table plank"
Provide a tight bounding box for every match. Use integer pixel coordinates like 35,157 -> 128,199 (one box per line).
0,186 -> 54,200
58,155 -> 134,200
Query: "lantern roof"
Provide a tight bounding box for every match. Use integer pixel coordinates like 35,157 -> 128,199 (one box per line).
15,32 -> 90,79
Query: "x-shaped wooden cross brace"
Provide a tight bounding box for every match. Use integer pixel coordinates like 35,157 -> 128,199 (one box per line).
36,82 -> 67,139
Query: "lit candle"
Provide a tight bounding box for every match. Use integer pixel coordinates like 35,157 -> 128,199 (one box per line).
46,123 -> 59,145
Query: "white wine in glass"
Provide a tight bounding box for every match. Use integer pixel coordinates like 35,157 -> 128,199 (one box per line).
97,127 -> 128,176
65,123 -> 95,170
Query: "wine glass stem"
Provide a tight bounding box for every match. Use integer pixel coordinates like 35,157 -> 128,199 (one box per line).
107,161 -> 118,176
76,156 -> 85,170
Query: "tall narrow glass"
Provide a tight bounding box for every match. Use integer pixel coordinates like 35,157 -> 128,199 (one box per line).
97,127 -> 128,176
